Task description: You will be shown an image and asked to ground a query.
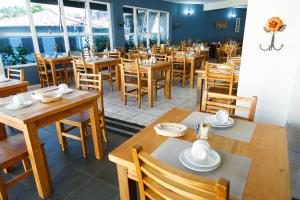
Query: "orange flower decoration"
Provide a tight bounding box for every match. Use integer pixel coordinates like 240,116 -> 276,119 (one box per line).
265,17 -> 284,32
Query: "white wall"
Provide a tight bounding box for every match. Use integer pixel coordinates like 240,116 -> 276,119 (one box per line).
238,0 -> 300,126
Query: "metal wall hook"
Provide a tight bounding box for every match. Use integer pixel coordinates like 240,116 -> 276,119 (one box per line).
259,32 -> 284,51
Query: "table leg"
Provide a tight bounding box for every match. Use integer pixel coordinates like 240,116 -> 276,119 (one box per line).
115,63 -> 120,91
89,100 -> 103,159
165,66 -> 172,99
0,123 -> 7,141
116,165 -> 137,200
196,75 -> 204,112
23,123 -> 51,199
190,60 -> 195,88
147,69 -> 153,108
50,62 -> 57,86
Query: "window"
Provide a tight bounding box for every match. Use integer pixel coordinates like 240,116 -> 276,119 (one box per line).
90,2 -> 112,52
0,0 -> 113,67
31,0 -> 66,56
123,6 -> 169,48
63,0 -> 88,51
0,0 -> 35,66
123,7 -> 135,50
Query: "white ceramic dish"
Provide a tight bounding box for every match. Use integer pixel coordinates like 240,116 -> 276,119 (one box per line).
6,100 -> 32,110
40,92 -> 62,103
179,149 -> 221,172
154,123 -> 187,137
182,148 -> 221,168
0,78 -> 9,83
205,116 -> 234,128
56,88 -> 74,95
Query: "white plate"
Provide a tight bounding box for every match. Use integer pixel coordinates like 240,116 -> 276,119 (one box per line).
154,123 -> 187,137
179,150 -> 221,172
0,78 -> 9,83
56,88 -> 74,95
205,116 -> 234,128
6,100 -> 32,110
182,148 -> 221,168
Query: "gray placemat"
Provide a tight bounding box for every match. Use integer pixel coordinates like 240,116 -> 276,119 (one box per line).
151,138 -> 251,199
181,112 -> 256,142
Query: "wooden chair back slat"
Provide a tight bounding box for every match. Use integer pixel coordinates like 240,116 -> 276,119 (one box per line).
151,54 -> 167,62
108,52 -> 121,59
131,145 -> 230,200
34,53 -> 51,87
7,68 -> 24,81
201,90 -> 258,121
205,62 -> 235,95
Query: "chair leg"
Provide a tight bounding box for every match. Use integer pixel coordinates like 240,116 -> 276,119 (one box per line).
153,83 -> 157,100
22,157 -> 31,172
100,113 -> 108,143
182,72 -> 186,88
0,176 -> 8,200
109,75 -> 113,92
55,122 -> 67,151
79,125 -> 87,158
138,90 -> 141,109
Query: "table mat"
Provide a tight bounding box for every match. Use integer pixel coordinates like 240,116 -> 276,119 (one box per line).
181,112 -> 256,142
151,138 -> 252,199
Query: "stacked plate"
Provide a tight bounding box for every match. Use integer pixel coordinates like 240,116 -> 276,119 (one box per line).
6,100 -> 32,110
179,148 -> 221,172
204,115 -> 234,128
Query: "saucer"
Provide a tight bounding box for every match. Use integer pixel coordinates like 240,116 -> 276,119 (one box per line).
205,116 -> 234,128
6,100 -> 32,110
182,148 -> 221,168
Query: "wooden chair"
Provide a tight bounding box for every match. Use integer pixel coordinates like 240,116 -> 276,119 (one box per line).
205,62 -> 236,96
0,134 -> 48,200
131,144 -> 230,200
56,72 -> 108,158
170,52 -> 190,87
7,68 -> 24,81
149,54 -> 168,99
120,58 -> 148,109
108,51 -> 121,59
228,57 -> 241,67
34,53 -> 64,88
128,49 -> 140,59
201,90 -> 258,121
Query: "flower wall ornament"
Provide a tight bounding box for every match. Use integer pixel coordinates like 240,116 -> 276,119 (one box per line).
259,17 -> 286,51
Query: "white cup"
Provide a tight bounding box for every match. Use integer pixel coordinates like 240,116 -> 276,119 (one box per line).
58,84 -> 68,93
191,140 -> 211,161
216,110 -> 229,123
12,94 -> 25,106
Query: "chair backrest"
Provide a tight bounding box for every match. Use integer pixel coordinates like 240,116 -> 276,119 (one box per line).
169,51 -> 186,65
72,55 -> 87,74
76,72 -> 104,112
7,68 -> 24,81
205,62 -> 235,95
128,49 -> 141,59
120,58 -> 140,87
201,90 -> 258,121
34,53 -> 50,87
151,54 -> 167,62
131,144 -> 230,200
228,57 -> 241,67
152,46 -> 160,54
108,51 -> 121,59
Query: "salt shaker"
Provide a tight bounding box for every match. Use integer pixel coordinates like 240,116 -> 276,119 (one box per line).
200,122 -> 210,140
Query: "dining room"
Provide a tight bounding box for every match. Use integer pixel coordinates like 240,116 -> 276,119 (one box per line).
0,0 -> 299,199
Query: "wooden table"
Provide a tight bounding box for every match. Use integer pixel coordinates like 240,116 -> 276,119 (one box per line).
85,58 -> 120,91
0,79 -> 28,98
44,56 -> 73,86
0,88 -> 104,198
196,69 -> 240,111
109,107 -> 290,200
137,61 -> 172,108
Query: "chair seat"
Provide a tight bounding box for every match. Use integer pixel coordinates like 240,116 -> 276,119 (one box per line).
101,70 -> 115,76
126,79 -> 148,88
0,134 -> 28,169
61,112 -> 90,126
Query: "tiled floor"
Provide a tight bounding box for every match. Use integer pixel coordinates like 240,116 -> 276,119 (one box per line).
102,82 -> 197,126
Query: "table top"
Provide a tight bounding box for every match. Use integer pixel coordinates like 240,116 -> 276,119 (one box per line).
0,87 -> 99,124
44,56 -> 72,62
0,79 -> 28,91
85,57 -> 119,65
109,107 -> 290,200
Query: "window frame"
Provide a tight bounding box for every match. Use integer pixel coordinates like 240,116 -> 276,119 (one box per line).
123,5 -> 169,48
